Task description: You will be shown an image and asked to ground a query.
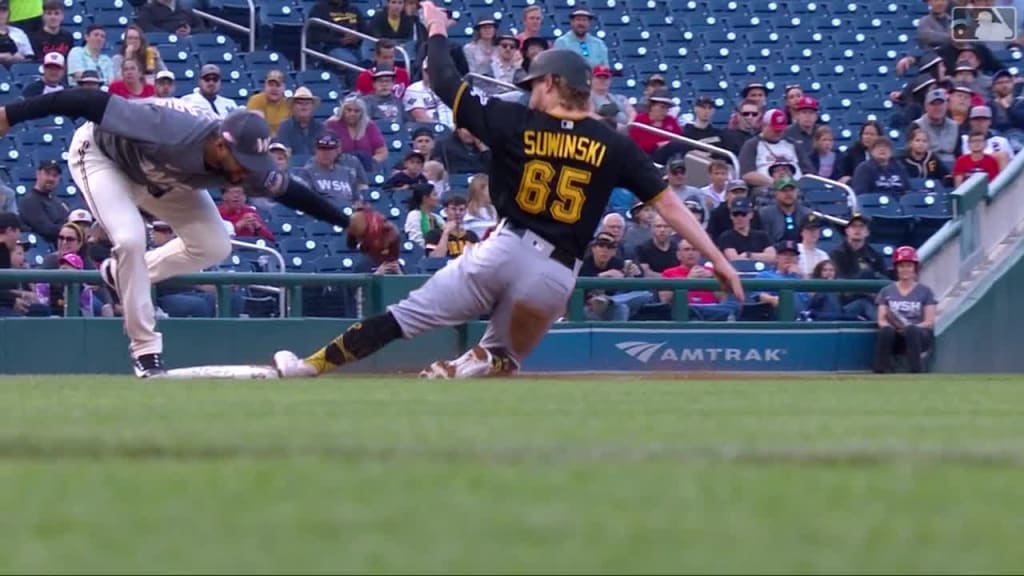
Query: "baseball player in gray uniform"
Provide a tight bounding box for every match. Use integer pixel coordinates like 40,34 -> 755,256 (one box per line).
271,2 -> 744,380
0,88 -> 382,377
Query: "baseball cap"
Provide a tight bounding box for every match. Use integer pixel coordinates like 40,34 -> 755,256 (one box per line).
371,65 -> 397,79
514,49 -> 593,93
763,108 -> 788,131
67,208 -> 93,224
926,88 -> 947,103
910,75 -> 937,95
648,87 -> 673,105
846,212 -> 872,226
994,68 -> 1014,81
570,7 -> 594,18
219,109 -> 278,175
970,105 -> 993,119
628,200 -> 646,216
200,63 -> 221,78
727,179 -> 749,192
268,141 -> 289,153
730,197 -> 752,214
799,213 -> 822,231
155,69 -> 175,82
668,158 -> 686,172
742,81 -> 768,96
952,84 -> 974,96
592,65 -> 613,78
773,176 -> 798,191
404,150 -> 426,162
58,252 -> 84,270
954,59 -> 977,74
151,220 -> 172,231
694,95 -> 714,107
315,132 -> 339,148
795,96 -> 818,111
474,17 -> 497,27
412,127 -> 434,140
78,69 -> 101,84
592,231 -> 617,246
37,159 -> 61,172
775,240 -> 800,255
0,212 -> 22,230
918,50 -> 943,73
43,52 -> 64,68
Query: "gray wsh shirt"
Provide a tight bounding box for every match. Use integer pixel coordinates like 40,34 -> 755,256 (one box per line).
296,155 -> 367,205
876,282 -> 936,327
90,97 -> 281,198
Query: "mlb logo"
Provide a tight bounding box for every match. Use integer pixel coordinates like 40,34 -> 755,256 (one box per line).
951,7 -> 1017,42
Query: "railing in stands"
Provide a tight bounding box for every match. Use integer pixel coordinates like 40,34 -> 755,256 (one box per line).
0,270 -> 887,324
300,19 -> 411,75
192,0 -> 256,53
230,239 -> 287,318
626,122 -> 741,178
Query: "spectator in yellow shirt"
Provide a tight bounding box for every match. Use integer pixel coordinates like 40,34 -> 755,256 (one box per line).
246,69 -> 290,135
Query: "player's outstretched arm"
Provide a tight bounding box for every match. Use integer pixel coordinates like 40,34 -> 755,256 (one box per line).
422,2 -> 488,136
652,191 -> 745,302
264,173 -> 352,230
0,88 -> 112,136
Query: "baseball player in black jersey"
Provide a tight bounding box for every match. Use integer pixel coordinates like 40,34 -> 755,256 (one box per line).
273,1 -> 743,379
0,90 -> 388,377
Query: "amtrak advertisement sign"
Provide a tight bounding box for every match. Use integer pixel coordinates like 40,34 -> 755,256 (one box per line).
523,327 -> 878,372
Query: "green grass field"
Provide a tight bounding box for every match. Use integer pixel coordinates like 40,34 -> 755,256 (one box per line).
2,374 -> 1024,573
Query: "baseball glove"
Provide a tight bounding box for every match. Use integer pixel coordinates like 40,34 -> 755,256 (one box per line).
347,209 -> 401,264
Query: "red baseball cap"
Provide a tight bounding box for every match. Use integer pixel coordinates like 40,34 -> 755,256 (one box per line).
592,65 -> 612,78
796,96 -> 818,111
763,108 -> 788,131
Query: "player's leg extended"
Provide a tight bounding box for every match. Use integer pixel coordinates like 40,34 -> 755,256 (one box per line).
70,124 -> 162,361
137,187 -> 232,282
275,238 -> 513,377
421,235 -> 577,379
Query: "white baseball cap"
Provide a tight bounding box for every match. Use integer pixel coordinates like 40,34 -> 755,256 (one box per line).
67,208 -> 93,224
156,69 -> 175,81
43,52 -> 64,69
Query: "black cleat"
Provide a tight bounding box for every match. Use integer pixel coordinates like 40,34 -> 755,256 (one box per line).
133,353 -> 167,378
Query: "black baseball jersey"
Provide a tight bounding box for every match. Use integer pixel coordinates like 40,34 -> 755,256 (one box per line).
448,87 -> 667,260
90,97 -> 283,198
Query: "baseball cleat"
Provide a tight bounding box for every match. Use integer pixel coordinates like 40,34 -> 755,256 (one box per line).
273,350 -> 319,378
133,353 -> 167,378
418,360 -> 456,379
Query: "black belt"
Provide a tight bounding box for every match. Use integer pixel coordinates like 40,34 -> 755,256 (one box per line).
503,221 -> 577,270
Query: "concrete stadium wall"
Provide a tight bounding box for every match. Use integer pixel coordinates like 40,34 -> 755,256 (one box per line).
0,319 -> 877,375
934,238 -> 1024,373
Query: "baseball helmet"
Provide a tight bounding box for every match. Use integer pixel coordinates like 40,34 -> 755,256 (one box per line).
892,245 -> 920,266
515,49 -> 593,93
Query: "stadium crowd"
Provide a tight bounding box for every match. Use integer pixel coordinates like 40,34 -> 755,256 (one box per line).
0,0 -> 1002,367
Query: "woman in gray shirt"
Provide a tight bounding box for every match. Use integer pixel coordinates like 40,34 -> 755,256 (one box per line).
873,245 -> 937,373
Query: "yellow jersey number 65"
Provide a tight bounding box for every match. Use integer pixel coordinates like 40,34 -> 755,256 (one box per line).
514,160 -> 591,224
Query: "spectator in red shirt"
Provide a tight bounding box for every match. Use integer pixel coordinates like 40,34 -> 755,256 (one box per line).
354,40 -> 410,99
629,87 -> 682,155
659,240 -> 719,305
953,130 -> 1001,185
107,58 -> 154,100
218,185 -> 275,241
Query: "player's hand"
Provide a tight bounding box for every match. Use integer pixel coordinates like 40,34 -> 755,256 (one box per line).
712,260 -> 744,302
422,2 -> 449,35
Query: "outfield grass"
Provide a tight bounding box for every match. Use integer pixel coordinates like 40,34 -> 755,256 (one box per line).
1,375 -> 1024,573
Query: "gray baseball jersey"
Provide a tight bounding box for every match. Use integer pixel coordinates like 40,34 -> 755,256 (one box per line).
296,155 -> 367,205
91,97 -> 279,198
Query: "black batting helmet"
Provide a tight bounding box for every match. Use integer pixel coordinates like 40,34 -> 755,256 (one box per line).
515,49 -> 593,93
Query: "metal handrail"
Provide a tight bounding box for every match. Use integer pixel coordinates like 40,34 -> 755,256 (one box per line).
300,18 -> 411,73
800,173 -> 858,213
465,73 -> 519,92
192,2 -> 256,53
626,122 -> 741,177
230,239 -> 287,318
